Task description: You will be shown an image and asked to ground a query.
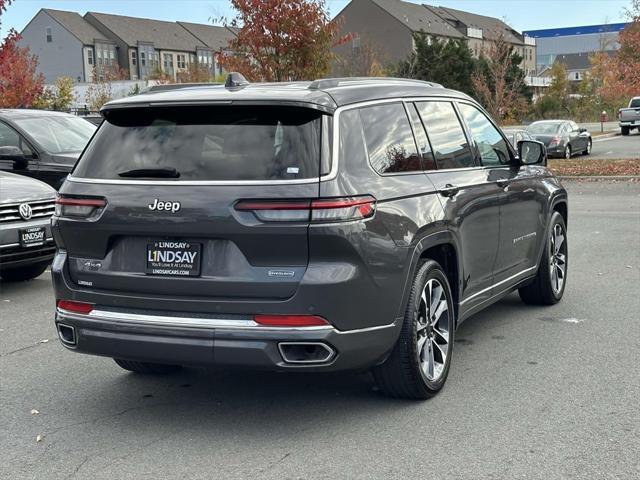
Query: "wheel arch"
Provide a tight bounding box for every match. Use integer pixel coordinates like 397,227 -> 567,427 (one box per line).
398,231 -> 462,328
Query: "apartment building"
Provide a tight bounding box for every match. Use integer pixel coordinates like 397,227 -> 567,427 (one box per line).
19,9 -> 236,83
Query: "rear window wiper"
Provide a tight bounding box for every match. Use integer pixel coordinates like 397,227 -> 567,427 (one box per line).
117,168 -> 180,178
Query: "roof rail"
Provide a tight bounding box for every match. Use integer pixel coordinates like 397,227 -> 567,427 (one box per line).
225,72 -> 250,89
308,77 -> 443,90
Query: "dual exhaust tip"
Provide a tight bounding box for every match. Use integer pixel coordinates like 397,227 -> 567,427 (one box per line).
278,342 -> 335,364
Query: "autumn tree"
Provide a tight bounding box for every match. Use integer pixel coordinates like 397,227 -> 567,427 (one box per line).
592,0 -> 640,101
176,63 -> 216,83
471,31 -> 530,123
0,0 -> 45,108
33,76 -> 75,110
85,65 -> 129,111
396,33 -> 476,95
218,0 -> 347,81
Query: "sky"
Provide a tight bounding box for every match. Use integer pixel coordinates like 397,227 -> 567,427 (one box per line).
0,0 -> 632,37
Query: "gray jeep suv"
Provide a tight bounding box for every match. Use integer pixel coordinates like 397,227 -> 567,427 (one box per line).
52,76 -> 568,399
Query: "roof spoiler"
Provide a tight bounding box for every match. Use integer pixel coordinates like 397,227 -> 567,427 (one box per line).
225,72 -> 250,89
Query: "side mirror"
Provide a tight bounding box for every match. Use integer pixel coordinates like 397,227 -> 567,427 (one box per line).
579,127 -> 587,133
518,140 -> 547,166
0,146 -> 28,169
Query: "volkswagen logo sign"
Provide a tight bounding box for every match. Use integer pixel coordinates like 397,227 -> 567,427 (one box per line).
19,203 -> 33,220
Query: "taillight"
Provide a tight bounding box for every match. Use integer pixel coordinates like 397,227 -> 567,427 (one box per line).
55,195 -> 106,218
56,300 -> 93,314
254,315 -> 329,327
549,135 -> 561,146
235,195 -> 376,223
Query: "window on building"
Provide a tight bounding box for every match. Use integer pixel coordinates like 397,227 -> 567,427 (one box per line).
352,36 -> 361,51
87,49 -> 94,66
131,50 -> 137,67
46,27 -> 52,43
163,53 -> 174,71
574,72 -> 580,80
109,49 -> 116,65
97,49 -> 103,66
140,51 -> 146,67
177,54 -> 186,69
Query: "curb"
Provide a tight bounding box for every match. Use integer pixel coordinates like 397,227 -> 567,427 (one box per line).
592,132 -> 619,140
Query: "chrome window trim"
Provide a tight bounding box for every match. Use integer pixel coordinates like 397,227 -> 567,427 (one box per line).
67,95 -> 472,186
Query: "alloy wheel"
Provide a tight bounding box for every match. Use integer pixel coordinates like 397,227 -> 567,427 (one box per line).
549,223 -> 567,295
416,279 -> 450,381
587,140 -> 592,154
565,145 -> 571,159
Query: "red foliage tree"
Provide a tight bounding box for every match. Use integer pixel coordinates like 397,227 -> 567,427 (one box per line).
593,0 -> 640,101
0,0 -> 45,107
218,0 -> 348,81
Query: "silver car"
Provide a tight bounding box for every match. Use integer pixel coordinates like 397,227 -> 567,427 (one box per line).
0,172 -> 56,281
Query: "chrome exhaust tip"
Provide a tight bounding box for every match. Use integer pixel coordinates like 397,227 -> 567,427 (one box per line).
57,323 -> 77,346
278,342 -> 335,364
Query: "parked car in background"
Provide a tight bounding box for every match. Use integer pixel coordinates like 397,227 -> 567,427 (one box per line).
0,172 -> 56,281
526,120 -> 592,159
618,97 -> 640,136
0,110 -> 96,189
502,128 -> 534,148
52,75 -> 567,400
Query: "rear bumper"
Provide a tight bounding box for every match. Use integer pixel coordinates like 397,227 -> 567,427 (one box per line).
54,307 -> 398,371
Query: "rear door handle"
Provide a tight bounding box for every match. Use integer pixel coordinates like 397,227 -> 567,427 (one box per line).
439,184 -> 460,197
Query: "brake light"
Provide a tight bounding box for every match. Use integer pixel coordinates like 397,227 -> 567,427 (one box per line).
254,315 -> 329,327
235,196 -> 376,222
56,300 -> 93,314
55,196 -> 106,218
549,135 -> 561,146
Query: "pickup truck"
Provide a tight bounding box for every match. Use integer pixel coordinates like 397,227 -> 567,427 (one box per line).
619,96 -> 640,135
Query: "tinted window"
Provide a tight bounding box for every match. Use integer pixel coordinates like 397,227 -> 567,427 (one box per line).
338,109 -> 367,169
406,103 -> 436,170
415,102 -> 474,169
0,122 -> 33,156
359,103 -> 421,174
74,106 -> 322,181
458,103 -> 510,166
630,98 -> 640,108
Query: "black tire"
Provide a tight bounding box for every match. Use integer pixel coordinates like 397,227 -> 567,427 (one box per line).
114,359 -> 182,374
519,211 -> 568,305
564,144 -> 571,159
621,126 -> 630,136
373,260 -> 454,400
583,139 -> 592,155
0,262 -> 48,282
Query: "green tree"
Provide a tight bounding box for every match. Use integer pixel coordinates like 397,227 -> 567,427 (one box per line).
395,33 -> 476,95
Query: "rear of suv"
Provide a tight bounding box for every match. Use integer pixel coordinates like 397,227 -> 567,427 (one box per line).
52,76 -> 568,399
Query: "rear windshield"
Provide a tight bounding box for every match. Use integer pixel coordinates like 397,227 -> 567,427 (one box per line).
73,106 -> 322,181
630,98 -> 640,108
527,122 -> 561,135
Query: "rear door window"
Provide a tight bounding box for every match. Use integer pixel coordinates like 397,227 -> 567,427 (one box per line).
358,103 -> 422,174
73,106 -> 322,181
415,102 -> 475,170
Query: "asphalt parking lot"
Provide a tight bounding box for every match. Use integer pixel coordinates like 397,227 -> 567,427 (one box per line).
590,130 -> 640,160
1,181 -> 639,480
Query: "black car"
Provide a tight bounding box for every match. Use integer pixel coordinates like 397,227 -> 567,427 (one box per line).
502,128 -> 534,148
526,120 -> 592,159
0,109 -> 96,189
0,172 -> 56,281
52,75 -> 568,399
